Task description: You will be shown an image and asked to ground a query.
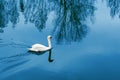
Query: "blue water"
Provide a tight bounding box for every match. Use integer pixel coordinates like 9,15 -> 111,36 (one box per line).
0,0 -> 120,80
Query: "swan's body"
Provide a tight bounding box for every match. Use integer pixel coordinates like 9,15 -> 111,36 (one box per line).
28,35 -> 52,52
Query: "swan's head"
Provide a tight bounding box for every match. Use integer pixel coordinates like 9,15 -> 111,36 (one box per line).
47,35 -> 52,40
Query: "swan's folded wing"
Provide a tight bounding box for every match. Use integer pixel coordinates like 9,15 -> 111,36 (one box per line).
32,44 -> 47,48
31,43 -> 50,52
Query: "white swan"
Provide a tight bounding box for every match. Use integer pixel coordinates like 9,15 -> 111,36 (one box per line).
28,35 -> 52,52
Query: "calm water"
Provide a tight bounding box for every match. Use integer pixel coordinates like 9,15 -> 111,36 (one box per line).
0,0 -> 120,80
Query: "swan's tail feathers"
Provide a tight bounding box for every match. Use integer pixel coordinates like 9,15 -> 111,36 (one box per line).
27,48 -> 31,50
27,48 -> 34,51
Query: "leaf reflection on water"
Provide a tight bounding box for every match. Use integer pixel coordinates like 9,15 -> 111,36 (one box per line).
0,0 -> 96,43
107,0 -> 120,18
1,0 -> 120,43
52,0 -> 96,43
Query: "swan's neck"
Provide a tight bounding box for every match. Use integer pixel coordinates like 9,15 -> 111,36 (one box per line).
48,39 -> 52,48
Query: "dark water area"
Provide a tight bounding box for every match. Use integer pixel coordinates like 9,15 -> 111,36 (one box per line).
0,0 -> 120,80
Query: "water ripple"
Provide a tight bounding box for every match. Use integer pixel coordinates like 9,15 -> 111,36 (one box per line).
0,53 -> 29,62
0,40 -> 30,48
0,59 -> 30,73
0,52 -> 31,79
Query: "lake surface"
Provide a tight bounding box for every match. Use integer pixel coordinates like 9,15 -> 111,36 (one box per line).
0,0 -> 120,80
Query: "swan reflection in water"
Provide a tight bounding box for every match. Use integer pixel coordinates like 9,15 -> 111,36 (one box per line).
28,49 -> 54,62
